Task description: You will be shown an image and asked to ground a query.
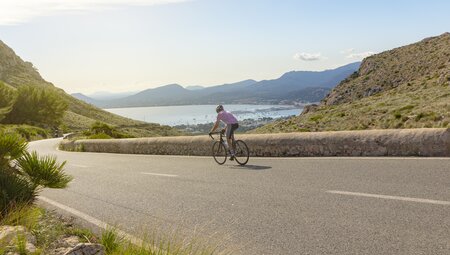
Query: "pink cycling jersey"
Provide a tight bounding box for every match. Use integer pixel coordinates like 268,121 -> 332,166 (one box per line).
217,110 -> 238,125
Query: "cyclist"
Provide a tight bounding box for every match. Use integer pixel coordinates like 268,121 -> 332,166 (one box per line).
209,105 -> 239,160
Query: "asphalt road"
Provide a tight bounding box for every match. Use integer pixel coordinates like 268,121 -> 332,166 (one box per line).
30,138 -> 450,255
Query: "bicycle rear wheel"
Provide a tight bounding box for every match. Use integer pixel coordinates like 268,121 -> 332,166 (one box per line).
212,141 -> 227,165
234,140 -> 249,165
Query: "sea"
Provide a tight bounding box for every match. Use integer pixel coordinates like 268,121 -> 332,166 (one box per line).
105,104 -> 302,126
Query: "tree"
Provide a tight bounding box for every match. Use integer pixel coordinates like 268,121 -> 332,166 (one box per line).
0,132 -> 72,216
0,82 -> 17,122
3,85 -> 68,128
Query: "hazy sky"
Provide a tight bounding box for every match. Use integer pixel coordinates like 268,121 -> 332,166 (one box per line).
0,0 -> 449,94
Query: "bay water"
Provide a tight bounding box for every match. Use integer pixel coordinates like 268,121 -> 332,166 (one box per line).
105,104 -> 301,126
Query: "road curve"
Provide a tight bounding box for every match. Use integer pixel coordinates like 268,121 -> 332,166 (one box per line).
31,138 -> 450,255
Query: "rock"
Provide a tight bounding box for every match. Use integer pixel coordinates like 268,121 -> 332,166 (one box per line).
301,104 -> 318,115
364,86 -> 382,97
0,226 -> 37,254
47,236 -> 81,255
63,243 -> 105,255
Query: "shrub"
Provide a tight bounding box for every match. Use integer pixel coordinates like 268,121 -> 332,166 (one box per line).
2,85 -> 68,128
89,133 -> 112,139
90,122 -> 115,136
101,228 -> 123,254
0,132 -> 72,216
85,122 -> 133,139
415,112 -> 426,121
393,112 -> 402,119
0,82 -> 18,122
309,114 -> 324,122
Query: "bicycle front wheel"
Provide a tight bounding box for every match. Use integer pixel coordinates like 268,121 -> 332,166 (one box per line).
234,140 -> 249,165
212,141 -> 227,165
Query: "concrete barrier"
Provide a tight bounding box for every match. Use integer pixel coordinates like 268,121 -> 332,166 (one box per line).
59,128 -> 450,157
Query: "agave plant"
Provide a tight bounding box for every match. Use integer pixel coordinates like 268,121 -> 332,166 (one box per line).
0,132 -> 72,216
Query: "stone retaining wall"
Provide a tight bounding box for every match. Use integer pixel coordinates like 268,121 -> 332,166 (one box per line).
60,128 -> 450,157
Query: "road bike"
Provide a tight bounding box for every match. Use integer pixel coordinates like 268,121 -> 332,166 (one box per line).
209,130 -> 249,165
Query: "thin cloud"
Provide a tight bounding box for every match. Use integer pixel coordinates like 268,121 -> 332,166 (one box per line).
0,0 -> 189,25
340,48 -> 355,54
293,52 -> 323,61
346,51 -> 375,59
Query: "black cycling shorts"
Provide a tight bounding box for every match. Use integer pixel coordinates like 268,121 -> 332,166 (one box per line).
226,123 -> 239,139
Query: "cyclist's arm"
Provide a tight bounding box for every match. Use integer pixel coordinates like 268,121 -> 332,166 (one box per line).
210,120 -> 220,134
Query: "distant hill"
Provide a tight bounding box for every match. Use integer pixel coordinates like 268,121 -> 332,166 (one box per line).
0,40 -> 181,137
185,85 -> 205,90
74,63 -> 360,108
88,91 -> 137,100
72,93 -> 99,105
252,33 -> 450,133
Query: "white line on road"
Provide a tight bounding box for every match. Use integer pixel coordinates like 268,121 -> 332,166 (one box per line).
140,172 -> 178,177
327,190 -> 450,206
39,196 -> 144,246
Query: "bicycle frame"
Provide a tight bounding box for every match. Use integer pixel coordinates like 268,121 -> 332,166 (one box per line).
209,131 -> 236,149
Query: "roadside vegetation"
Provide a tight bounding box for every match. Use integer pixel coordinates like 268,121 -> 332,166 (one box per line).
0,82 -> 66,140
1,205 -> 224,255
0,132 -> 71,217
252,78 -> 450,133
252,33 -> 450,133
0,40 -> 184,139
0,131 -> 225,254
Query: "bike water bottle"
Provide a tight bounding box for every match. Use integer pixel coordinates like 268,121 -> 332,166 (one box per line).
223,140 -> 229,149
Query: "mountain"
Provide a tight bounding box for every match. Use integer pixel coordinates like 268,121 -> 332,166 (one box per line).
185,85 -> 205,90
233,62 -> 360,102
252,33 -> 450,133
0,40 -> 181,137
71,93 -> 99,105
88,91 -> 137,100
77,64 -> 359,108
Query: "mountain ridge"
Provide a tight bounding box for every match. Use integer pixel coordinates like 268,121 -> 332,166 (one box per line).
73,63 -> 360,108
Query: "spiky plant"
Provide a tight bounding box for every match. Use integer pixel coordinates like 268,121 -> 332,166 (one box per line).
0,132 -> 72,217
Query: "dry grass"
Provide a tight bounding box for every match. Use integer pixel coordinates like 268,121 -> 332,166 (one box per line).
252,77 -> 450,133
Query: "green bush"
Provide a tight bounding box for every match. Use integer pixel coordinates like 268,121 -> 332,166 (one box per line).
0,125 -> 49,141
2,85 -> 68,128
84,122 -> 133,139
0,82 -> 18,122
101,228 -> 123,254
393,112 -> 402,119
90,122 -> 115,136
89,133 -> 112,139
309,114 -> 324,122
0,132 -> 72,217
415,112 -> 426,121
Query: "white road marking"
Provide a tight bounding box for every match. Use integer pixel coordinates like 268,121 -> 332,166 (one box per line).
140,172 -> 178,177
39,196 -> 144,246
327,190 -> 450,206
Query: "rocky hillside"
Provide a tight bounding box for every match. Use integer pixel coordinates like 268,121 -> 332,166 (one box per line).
252,33 -> 450,133
0,40 -> 181,137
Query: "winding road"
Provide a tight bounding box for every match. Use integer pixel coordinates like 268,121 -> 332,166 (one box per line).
31,138 -> 450,255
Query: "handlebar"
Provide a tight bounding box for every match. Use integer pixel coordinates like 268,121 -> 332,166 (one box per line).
209,130 -> 225,140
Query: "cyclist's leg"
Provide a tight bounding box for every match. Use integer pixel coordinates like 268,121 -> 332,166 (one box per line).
228,124 -> 238,154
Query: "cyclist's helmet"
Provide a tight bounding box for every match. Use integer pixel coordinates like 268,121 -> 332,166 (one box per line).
216,105 -> 224,113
